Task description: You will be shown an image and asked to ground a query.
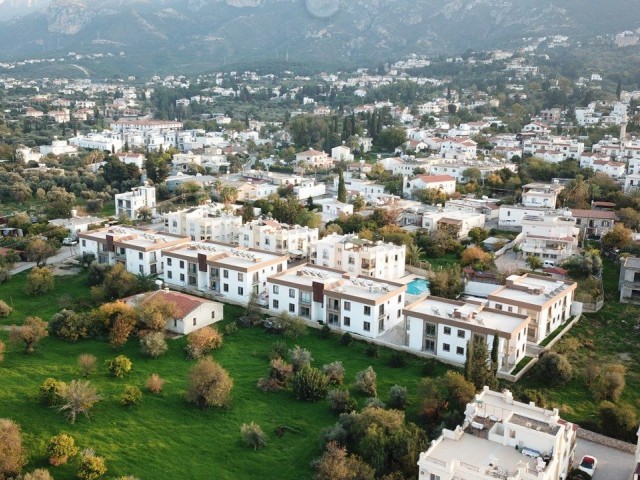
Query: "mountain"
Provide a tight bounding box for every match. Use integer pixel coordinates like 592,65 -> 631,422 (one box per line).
0,0 -> 49,20
1,0 -> 640,76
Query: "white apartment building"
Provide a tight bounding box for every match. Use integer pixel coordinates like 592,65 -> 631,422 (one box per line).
619,256 -> 640,304
426,159 -> 518,183
235,219 -> 319,257
294,149 -> 333,169
16,146 -> 43,163
439,139 -> 478,160
405,174 -> 457,198
519,211 -> 579,265
39,139 -> 79,156
521,182 -> 564,208
418,387 -> 576,480
267,264 -> 406,339
421,210 -> 486,239
315,198 -> 354,222
115,186 -> 157,220
69,131 -> 123,152
522,137 -> 584,161
588,159 -> 626,179
163,206 -> 242,243
311,233 -> 405,280
445,197 -> 500,220
625,174 -> 640,193
161,242 -> 288,305
488,274 -> 576,344
379,156 -> 435,176
404,296 -> 529,373
331,145 -> 354,162
77,227 -> 190,276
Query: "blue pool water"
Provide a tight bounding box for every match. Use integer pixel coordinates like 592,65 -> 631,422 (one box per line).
407,278 -> 430,295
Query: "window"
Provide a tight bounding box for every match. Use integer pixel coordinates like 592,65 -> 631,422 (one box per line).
363,321 -> 371,332
343,317 -> 351,327
211,311 -> 216,319
364,306 -> 371,316
167,258 -> 172,266
443,326 -> 451,335
273,285 -> 279,294
238,287 -> 244,295
456,346 -> 464,355
173,319 -> 177,327
344,301 -> 351,311
167,271 -> 173,279
430,474 -> 441,480
81,240 -> 86,247
223,284 -> 229,292
289,288 -> 295,298
398,295 -> 402,303
138,252 -> 143,260
223,270 -> 229,279
442,343 -> 450,352
273,299 -> 279,309
193,318 -> 197,326
495,304 -> 502,311
238,272 -> 244,282
289,303 -> 295,313
180,273 -> 185,282
180,260 -> 185,269
425,323 -> 436,337
139,265 -> 143,273
424,339 -> 435,352
457,330 -> 465,339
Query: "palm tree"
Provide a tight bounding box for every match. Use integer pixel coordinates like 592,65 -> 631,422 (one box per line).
406,244 -> 424,265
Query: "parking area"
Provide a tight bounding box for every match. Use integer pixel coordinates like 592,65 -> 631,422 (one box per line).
574,438 -> 635,480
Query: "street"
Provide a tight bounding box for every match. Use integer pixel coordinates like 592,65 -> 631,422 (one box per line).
574,438 -> 635,480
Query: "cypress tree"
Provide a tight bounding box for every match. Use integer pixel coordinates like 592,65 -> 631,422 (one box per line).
490,332 -> 500,378
337,170 -> 347,203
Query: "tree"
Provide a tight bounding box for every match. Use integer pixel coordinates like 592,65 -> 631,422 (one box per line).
106,355 -> 132,378
602,224 -> 633,251
10,316 -> 48,354
25,239 -> 57,267
536,352 -> 572,386
0,419 -> 25,479
50,309 -> 89,343
460,246 -> 494,271
101,264 -> 137,300
78,354 -> 97,377
58,381 -> 102,424
355,367 -> 377,397
388,385 -> 408,410
591,363 -> 626,402
375,128 -> 407,151
95,302 -> 137,348
289,345 -> 313,372
525,255 -> 543,271
322,361 -> 345,385
46,433 -> 78,466
291,366 -> 329,402
468,227 -> 489,245
600,400 -> 637,441
146,373 -> 165,394
617,207 -> 640,230
240,422 -> 267,451
464,337 -> 495,389
120,386 -> 142,407
405,244 -> 424,265
314,441 -> 375,480
561,252 -> 602,279
490,333 -> 499,378
272,312 -> 308,340
327,389 -> 358,413
462,167 -> 482,183
25,267 -> 55,296
40,378 -> 68,406
140,332 -> 168,358
76,450 -> 107,480
22,469 -> 54,480
337,170 -> 347,203
218,185 -> 238,205
185,326 -> 223,359
186,358 -> 233,409
428,265 -> 465,299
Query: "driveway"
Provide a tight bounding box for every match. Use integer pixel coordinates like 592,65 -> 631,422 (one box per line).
10,246 -> 80,274
495,250 -> 528,272
574,438 -> 635,480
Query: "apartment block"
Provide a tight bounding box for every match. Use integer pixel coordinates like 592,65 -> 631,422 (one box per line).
487,274 -> 576,344
235,219 -> 319,257
404,297 -> 529,373
521,182 -> 564,209
115,186 -> 157,220
267,264 -> 406,339
570,208 -> 616,238
619,256 -> 640,304
519,211 -> 579,264
164,206 -> 242,243
418,387 -> 576,480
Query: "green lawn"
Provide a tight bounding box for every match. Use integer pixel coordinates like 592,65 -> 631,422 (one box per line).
422,253 -> 459,270
0,270 -> 92,326
0,305 -> 445,480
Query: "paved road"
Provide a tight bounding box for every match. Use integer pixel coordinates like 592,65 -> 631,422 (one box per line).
574,438 -> 635,480
10,246 -> 80,274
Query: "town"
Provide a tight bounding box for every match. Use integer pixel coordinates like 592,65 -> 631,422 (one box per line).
1,24 -> 640,480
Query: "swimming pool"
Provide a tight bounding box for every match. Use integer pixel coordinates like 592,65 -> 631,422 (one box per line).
406,278 -> 430,295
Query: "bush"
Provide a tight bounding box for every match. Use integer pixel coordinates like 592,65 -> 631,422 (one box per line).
364,397 -> 386,408
23,469 -> 54,480
146,374 -> 165,394
120,386 -> 142,407
0,341 -> 4,363
10,316 -> 48,354
78,354 -> 97,377
186,357 -> 233,409
291,367 -> 329,402
106,355 -> 132,378
591,363 -> 626,402
340,332 -> 353,347
422,359 -> 439,376
320,324 -> 331,339
322,361 -> 345,385
0,267 -> 11,285
240,422 -> 267,450
520,389 -> 548,408
269,340 -> 288,360
389,353 -> 406,368
289,345 -> 313,372
40,378 -> 68,406
327,389 -> 357,414
140,332 -> 168,358
366,344 -> 380,358
58,381 -> 102,424
0,418 -> 26,479
355,367 -> 377,397
25,267 -> 54,296
46,433 -> 78,466
77,450 -> 107,480
388,385 -> 408,410
185,327 -> 223,359
49,309 -> 89,343
536,352 -> 572,386
600,400 -> 638,441
224,322 -> 238,336
0,300 -> 12,318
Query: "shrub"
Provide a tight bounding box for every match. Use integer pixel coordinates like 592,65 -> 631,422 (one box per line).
366,344 -> 380,358
0,300 -> 12,318
536,352 -> 572,386
23,469 -> 54,480
269,340 -> 288,360
340,332 -> 353,347
224,322 -> 238,336
58,381 -> 102,424
240,422 -> 267,450
320,324 -> 331,339
186,357 -> 233,409
389,353 -> 406,368
76,450 -> 107,480
0,419 -> 26,479
40,378 -> 68,406
0,267 -> 11,285
140,332 -> 168,358
289,345 -> 313,372
327,389 -> 357,414
120,386 -> 142,407
25,267 -> 54,296
256,377 -> 283,392
322,361 -> 345,385
185,327 -> 223,359
271,312 -> 308,340
520,389 -> 548,408
355,367 -> 377,397
106,355 -> 132,378
49,309 -> 89,342
591,363 -> 626,402
364,397 -> 385,408
10,316 -> 48,354
46,433 -> 78,466
422,359 -> 439,376
0,341 -> 4,363
291,367 -> 329,402
78,354 -> 97,377
146,374 -> 165,394
388,385 -> 408,410
269,357 -> 293,385
600,400 -> 638,441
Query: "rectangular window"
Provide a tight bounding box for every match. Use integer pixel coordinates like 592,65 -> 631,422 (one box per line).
495,304 -> 502,311
273,285 -> 279,294
193,318 -> 197,326
289,303 -> 295,313
456,346 -> 464,355
238,272 -> 244,282
289,288 -> 295,298
223,284 -> 229,292
444,326 -> 451,335
424,339 -> 435,352
443,343 -> 450,352
363,321 -> 370,332
173,319 -> 177,327
211,311 -> 216,319
344,301 -> 351,311
425,323 -> 436,336
364,306 -> 371,316
430,474 -> 441,480
344,317 -> 351,327
82,240 -> 86,247
457,330 -> 465,339
167,271 -> 173,279
138,252 -> 143,260
398,295 -> 402,303
223,270 -> 229,279
180,260 -> 185,269
180,273 -> 185,282
238,287 -> 243,295
273,299 -> 279,309
167,258 -> 172,266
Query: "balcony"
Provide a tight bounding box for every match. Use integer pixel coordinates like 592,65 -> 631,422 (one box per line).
361,260 -> 376,270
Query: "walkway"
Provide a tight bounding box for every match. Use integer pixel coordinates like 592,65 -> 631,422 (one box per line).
10,246 -> 80,275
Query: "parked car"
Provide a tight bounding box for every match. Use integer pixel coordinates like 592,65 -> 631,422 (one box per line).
578,455 -> 597,476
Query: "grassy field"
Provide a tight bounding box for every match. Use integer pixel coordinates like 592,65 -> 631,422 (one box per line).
0,270 -> 91,326
0,302 -> 446,480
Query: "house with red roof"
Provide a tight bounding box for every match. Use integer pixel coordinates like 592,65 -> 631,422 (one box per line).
405,174 -> 457,198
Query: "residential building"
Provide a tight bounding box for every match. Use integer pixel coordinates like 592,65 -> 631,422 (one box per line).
418,387 -> 576,480
15,146 -> 43,163
521,182 -> 564,208
163,206 -> 242,243
294,149 -> 333,169
69,131 -> 124,152
619,256 -> 640,304
234,219 -> 319,257
625,174 -> 640,193
115,186 -> 157,220
122,290 -> 223,335
487,274 -> 576,344
405,174 -> 457,198
267,264 -> 406,339
445,197 -> 500,220
570,209 -> 616,238
311,233 -> 405,280
39,139 -> 79,156
49,215 -> 104,239
77,227 -> 190,276
540,108 -> 562,123
439,138 -> 477,160
421,210 -> 486,239
426,159 -> 518,183
331,145 -> 354,162
161,242 -> 288,305
404,296 -> 529,373
519,211 -> 579,264
315,198 -> 354,222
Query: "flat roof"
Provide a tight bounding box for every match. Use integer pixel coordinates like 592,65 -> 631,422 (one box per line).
79,227 -> 189,250
162,241 -> 287,269
489,274 -> 574,306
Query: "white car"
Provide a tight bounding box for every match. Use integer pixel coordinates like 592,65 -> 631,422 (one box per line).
578,455 -> 597,476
